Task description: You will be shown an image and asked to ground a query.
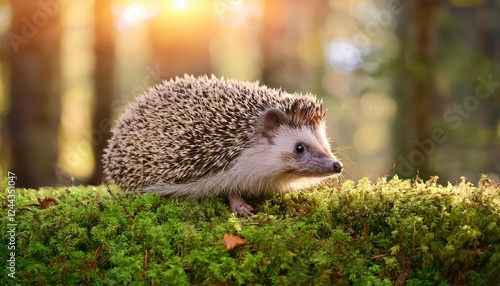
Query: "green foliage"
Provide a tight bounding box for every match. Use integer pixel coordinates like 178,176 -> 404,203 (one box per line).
1,176 -> 499,285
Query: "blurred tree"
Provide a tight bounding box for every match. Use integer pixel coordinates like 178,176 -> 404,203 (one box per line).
433,1 -> 500,181
261,0 -> 328,92
7,0 -> 62,187
392,0 -> 439,179
393,0 -> 500,182
260,0 -> 288,87
89,0 -> 116,185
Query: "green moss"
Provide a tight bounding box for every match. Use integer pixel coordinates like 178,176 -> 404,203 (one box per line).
1,176 -> 499,285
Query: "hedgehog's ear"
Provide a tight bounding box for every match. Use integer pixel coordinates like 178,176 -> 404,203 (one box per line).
262,108 -> 289,142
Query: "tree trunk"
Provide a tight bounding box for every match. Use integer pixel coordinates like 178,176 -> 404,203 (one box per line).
7,0 -> 62,188
260,0 -> 328,92
393,0 -> 437,179
89,0 -> 116,185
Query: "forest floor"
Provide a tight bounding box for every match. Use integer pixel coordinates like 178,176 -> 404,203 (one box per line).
1,176 -> 499,285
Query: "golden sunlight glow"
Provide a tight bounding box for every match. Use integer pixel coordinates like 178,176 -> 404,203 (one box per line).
120,2 -> 153,26
174,0 -> 187,10
114,0 -> 215,30
114,1 -> 164,30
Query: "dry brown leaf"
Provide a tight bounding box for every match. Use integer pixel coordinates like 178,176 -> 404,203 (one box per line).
38,197 -> 59,209
223,234 -> 247,250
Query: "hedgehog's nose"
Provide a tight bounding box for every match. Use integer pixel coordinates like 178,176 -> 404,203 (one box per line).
333,161 -> 343,173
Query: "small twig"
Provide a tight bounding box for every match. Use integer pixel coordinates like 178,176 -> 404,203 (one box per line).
383,163 -> 396,177
83,244 -> 102,269
141,247 -> 149,281
93,244 -> 102,269
362,221 -> 369,244
347,227 -> 359,239
412,222 -> 416,255
106,184 -> 133,225
413,170 -> 423,185
370,253 -> 394,260
476,244 -> 492,255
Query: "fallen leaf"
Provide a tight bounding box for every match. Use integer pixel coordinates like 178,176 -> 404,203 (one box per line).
223,234 -> 247,250
38,197 -> 59,209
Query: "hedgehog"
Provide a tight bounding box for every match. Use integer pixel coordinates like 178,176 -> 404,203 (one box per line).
103,75 -> 343,216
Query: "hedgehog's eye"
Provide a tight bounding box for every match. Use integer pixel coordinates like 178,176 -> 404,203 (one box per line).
295,143 -> 305,154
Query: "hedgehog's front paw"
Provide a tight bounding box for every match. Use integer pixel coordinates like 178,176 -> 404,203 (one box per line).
234,202 -> 254,218
227,192 -> 254,217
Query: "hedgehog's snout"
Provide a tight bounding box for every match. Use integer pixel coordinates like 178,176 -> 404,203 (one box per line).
333,161 -> 343,173
308,156 -> 343,175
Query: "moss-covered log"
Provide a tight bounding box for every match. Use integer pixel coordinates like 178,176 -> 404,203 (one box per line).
1,176 -> 499,285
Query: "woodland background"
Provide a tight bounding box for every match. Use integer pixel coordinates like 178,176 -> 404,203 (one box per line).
0,0 -> 499,188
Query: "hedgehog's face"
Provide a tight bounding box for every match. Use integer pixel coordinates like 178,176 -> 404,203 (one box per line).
262,108 -> 343,178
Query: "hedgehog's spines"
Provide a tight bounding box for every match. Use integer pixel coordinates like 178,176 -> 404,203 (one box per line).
103,75 -> 329,190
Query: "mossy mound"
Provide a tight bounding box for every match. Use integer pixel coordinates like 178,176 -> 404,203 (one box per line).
1,176 -> 499,285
